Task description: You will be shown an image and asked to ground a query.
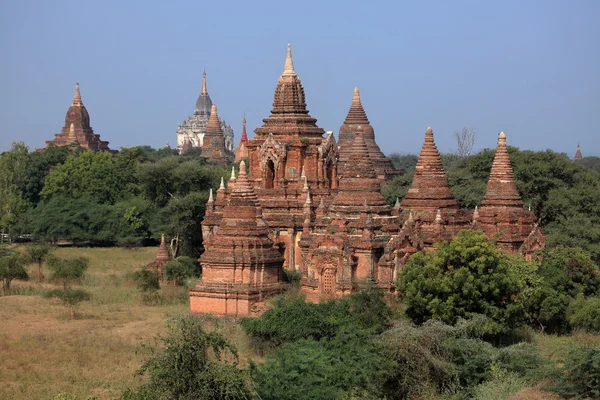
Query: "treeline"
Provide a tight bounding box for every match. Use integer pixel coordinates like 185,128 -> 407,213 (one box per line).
0,143 -> 231,257
123,231 -> 600,399
385,149 -> 600,264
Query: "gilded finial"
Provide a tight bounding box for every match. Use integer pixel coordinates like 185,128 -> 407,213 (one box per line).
201,70 -> 207,95
72,83 -> 82,105
283,43 -> 296,76
208,188 -> 214,203
353,87 -> 361,103
219,177 -> 225,190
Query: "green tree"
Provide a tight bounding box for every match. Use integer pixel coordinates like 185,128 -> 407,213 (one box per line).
124,315 -> 253,400
164,260 -> 196,286
0,142 -> 30,241
45,256 -> 90,318
0,252 -> 28,293
41,150 -> 128,204
398,230 -> 528,334
25,244 -> 54,281
22,145 -> 70,205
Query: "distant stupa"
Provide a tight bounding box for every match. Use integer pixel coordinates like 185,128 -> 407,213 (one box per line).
574,143 -> 583,160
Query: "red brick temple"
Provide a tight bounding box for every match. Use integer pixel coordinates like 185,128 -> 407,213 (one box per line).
192,44 -> 545,311
201,104 -> 229,165
42,83 -> 111,152
190,161 -> 285,316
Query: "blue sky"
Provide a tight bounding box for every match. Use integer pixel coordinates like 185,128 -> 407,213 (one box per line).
1,0 -> 598,157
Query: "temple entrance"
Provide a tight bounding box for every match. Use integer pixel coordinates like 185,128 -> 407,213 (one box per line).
265,160 -> 275,189
321,268 -> 336,294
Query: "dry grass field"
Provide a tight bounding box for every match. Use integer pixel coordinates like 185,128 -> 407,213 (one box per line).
0,247 -> 190,400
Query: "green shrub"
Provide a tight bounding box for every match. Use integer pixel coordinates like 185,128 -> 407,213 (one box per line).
164,260 -> 195,286
133,268 -> 160,292
124,315 -> 253,399
282,268 -> 302,288
551,345 -> 600,399
567,296 -> 600,332
398,230 -> 528,335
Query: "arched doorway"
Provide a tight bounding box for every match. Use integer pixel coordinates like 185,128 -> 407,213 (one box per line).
265,160 -> 275,189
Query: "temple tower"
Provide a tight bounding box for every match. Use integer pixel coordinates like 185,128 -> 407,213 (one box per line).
176,71 -> 235,153
477,132 -> 543,253
401,127 -> 459,211
190,161 -> 285,316
338,87 -> 400,180
43,83 -> 111,151
201,104 -> 229,165
245,44 -> 338,270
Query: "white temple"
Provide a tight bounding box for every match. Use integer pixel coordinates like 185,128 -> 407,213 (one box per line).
176,71 -> 234,153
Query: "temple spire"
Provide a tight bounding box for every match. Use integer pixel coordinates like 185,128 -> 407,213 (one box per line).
206,104 -> 222,133
400,127 -> 459,211
240,114 -> 248,144
481,132 -> 523,208
72,83 -> 82,106
282,43 -> 296,76
201,70 -> 207,95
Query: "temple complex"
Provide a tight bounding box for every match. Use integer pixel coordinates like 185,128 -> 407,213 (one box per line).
191,45 -> 546,312
338,87 -> 401,180
234,115 -> 249,162
176,71 -> 235,154
574,143 -> 583,160
42,83 -> 111,151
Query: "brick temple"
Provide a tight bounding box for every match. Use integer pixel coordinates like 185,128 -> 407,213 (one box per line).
191,44 -> 545,314
42,83 -> 111,151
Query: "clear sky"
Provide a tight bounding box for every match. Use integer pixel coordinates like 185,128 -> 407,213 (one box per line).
1,0 -> 598,157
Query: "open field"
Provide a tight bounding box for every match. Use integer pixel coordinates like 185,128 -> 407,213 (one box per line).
0,246 -> 598,400
0,247 -> 190,400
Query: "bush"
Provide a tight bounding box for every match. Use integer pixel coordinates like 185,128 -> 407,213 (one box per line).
282,268 -> 302,288
241,289 -> 391,352
164,260 -> 196,286
550,345 -> 600,399
0,252 -> 28,293
133,268 -> 160,292
124,315 -> 254,399
398,230 -> 528,335
567,296 -> 600,332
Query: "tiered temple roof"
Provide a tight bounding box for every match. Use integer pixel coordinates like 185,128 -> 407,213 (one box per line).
401,127 -> 459,211
480,132 -> 523,208
338,87 -> 400,180
254,44 -> 324,138
43,83 -> 111,152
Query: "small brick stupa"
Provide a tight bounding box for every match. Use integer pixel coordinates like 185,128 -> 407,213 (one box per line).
43,83 -> 111,152
234,115 -> 249,162
476,132 -> 544,255
190,161 -> 285,316
338,87 -> 400,180
201,104 -> 229,165
147,234 -> 170,277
